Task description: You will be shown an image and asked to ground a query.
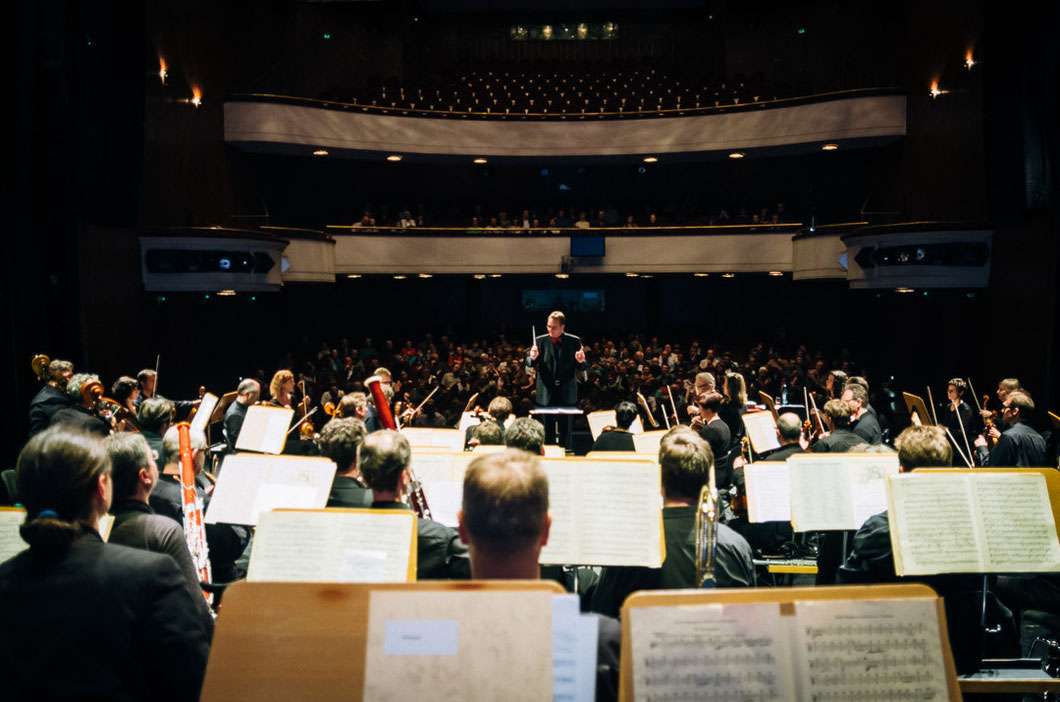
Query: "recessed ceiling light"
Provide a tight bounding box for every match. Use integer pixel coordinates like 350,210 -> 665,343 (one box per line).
313,149 -> 329,156
217,289 -> 236,296
694,273 -> 709,277
722,273 -> 736,278
821,143 -> 838,151
640,274 -> 654,279
393,275 -> 407,280
643,156 -> 658,163
346,274 -> 362,279
769,271 -> 784,277
625,272 -> 639,277
555,273 -> 570,279
386,155 -> 403,162
728,152 -> 744,159
896,287 -> 915,293
488,274 -> 502,278
473,158 -> 488,164
474,274 -> 486,279
418,273 -> 433,278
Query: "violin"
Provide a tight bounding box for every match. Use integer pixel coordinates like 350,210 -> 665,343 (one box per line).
981,395 -> 999,448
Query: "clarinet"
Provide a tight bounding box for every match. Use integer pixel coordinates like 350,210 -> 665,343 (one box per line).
365,375 -> 433,520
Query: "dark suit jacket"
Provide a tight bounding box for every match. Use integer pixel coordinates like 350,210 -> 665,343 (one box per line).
811,428 -> 864,453
527,332 -> 585,406
28,384 -> 73,436
980,421 -> 1048,467
224,401 -> 248,450
0,530 -> 210,701
591,429 -> 636,452
328,475 -> 373,508
371,501 -> 470,580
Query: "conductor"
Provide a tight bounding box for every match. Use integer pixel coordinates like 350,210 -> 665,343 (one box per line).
527,310 -> 587,446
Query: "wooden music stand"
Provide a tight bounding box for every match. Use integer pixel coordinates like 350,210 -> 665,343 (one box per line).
201,580 -> 565,701
209,392 -> 238,425
758,390 -> 780,423
619,584 -> 962,702
903,391 -> 932,426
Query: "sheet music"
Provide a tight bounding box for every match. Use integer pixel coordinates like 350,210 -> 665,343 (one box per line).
234,405 -> 295,455
793,598 -> 949,701
411,453 -> 458,483
204,454 -> 336,525
421,481 -> 463,528
364,590 -> 554,701
888,474 -> 983,574
402,428 -> 465,451
190,392 -> 218,434
552,594 -> 598,702
0,509 -> 26,562
543,445 -> 566,458
744,463 -> 791,523
742,412 -> 782,454
539,459 -> 663,567
788,459 -> 854,531
247,509 -> 414,583
630,603 -> 796,701
848,457 -> 901,527
587,411 -> 616,441
973,473 -> 1060,572
632,430 -> 666,455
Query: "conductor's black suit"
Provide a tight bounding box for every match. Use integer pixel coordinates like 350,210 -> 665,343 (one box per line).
527,332 -> 586,445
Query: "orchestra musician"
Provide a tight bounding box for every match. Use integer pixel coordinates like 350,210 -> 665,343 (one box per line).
0,427 -> 210,699
505,416 -> 546,455
359,430 -> 470,579
810,398 -> 864,453
50,374 -> 110,437
591,401 -> 637,452
110,376 -> 139,418
137,397 -> 174,466
940,378 -> 976,460
151,427 -> 251,582
463,396 -> 512,448
103,432 -> 214,635
842,382 -> 882,445
317,417 -> 372,508
28,358 -> 74,435
974,390 -> 1048,467
767,412 -> 807,461
135,368 -> 199,418
591,427 -> 754,618
527,311 -> 587,445
268,370 -> 295,408
223,378 -> 260,450
979,377 -> 1022,427
690,391 -> 733,491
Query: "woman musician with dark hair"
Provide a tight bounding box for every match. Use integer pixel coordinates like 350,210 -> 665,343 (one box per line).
0,427 -> 210,700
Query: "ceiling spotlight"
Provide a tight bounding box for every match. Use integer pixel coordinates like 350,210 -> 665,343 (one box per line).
625,272 -> 639,277
346,274 -> 362,279
768,271 -> 784,277
722,273 -> 736,278
965,50 -> 976,70
694,273 -> 710,277
639,274 -> 654,279
643,156 -> 658,163
393,275 -> 407,280
386,155 -> 403,162
555,273 -> 570,279
217,289 -> 236,296
313,149 -> 329,156
929,81 -> 942,100
488,274 -> 502,278
473,158 -> 488,164
821,143 -> 838,151
728,152 -> 745,159
418,273 -> 433,278
896,287 -> 915,293
190,94 -> 202,108
474,274 -> 487,279
158,58 -> 168,85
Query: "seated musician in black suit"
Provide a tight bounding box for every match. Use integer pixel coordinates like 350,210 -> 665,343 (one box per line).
360,430 -> 470,579
316,417 -> 372,508
137,396 -> 174,466
838,425 -> 1019,673
457,449 -> 621,702
0,427 -> 210,700
591,427 -> 755,619
464,396 -> 512,448
50,373 -> 110,437
104,432 -> 214,636
223,378 -> 260,450
27,358 -> 74,436
591,401 -> 637,452
843,382 -> 882,445
811,398 -> 864,453
691,391 -> 732,490
470,420 -> 504,447
974,390 -> 1048,467
151,427 -> 251,583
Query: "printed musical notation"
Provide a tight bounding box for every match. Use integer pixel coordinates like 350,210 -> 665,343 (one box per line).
794,599 -> 949,702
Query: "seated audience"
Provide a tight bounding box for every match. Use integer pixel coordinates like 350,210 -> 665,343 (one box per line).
0,427 -> 210,700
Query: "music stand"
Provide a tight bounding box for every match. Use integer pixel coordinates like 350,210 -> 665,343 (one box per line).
529,407 -> 583,452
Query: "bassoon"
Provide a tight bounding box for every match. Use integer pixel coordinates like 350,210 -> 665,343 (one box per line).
177,422 -> 212,604
366,375 -> 433,520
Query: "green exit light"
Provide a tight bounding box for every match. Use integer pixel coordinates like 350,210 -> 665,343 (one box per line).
323,33 -> 331,39
797,28 -> 806,35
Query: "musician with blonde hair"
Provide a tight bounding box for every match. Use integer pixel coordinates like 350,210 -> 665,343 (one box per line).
268,369 -> 295,408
